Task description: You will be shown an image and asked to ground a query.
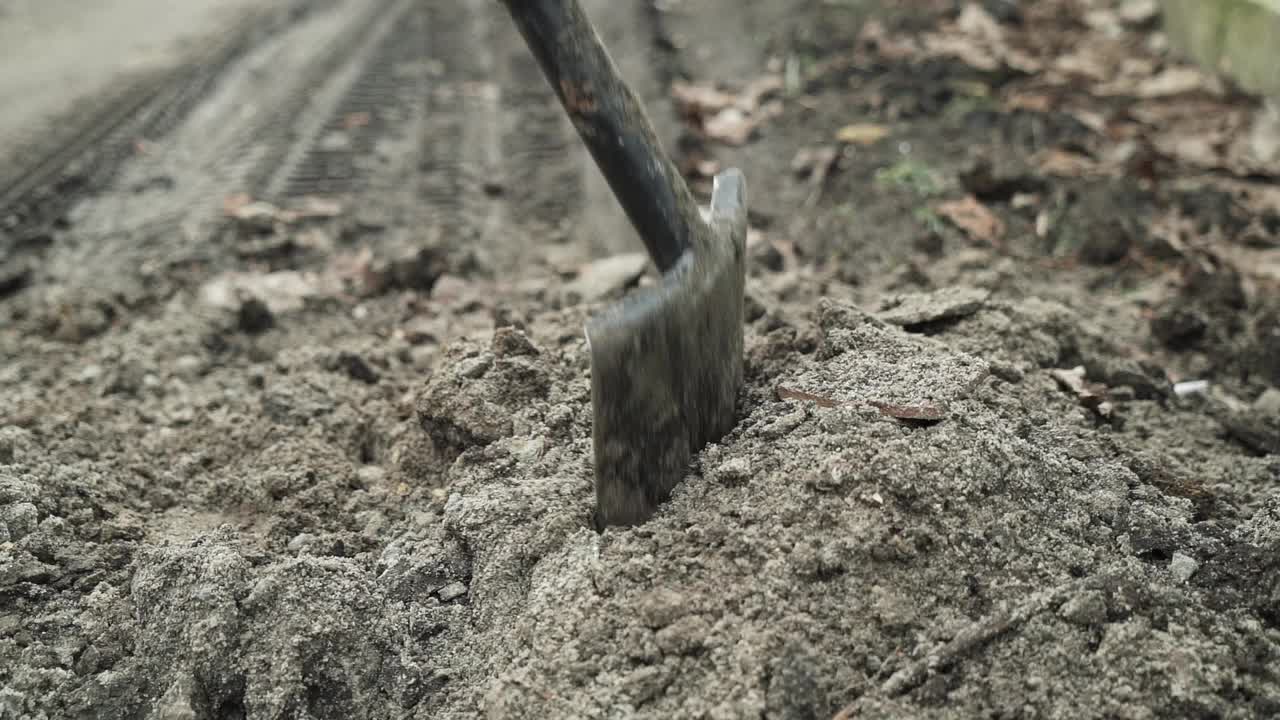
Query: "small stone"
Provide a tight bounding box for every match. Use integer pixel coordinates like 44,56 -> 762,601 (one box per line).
391,247 -> 450,293
1119,0 -> 1159,27
103,361 -> 146,397
654,614 -> 710,655
437,581 -> 468,602
1109,385 -> 1136,402
1254,388 -> 1280,416
100,515 -> 144,542
750,241 -> 785,273
288,533 -> 317,555
237,296 -> 275,334
330,351 -> 380,384
356,466 -> 386,485
491,327 -> 538,357
77,364 -> 104,383
173,355 -> 203,378
877,286 -> 988,328
229,201 -> 280,232
637,588 -> 690,629
456,355 -> 492,379
0,258 -> 31,299
1,502 -> 38,541
1151,305 -> 1207,349
1170,552 -> 1198,583
563,253 -> 650,303
712,457 -> 751,484
1059,590 -> 1108,625
1079,224 -> 1133,265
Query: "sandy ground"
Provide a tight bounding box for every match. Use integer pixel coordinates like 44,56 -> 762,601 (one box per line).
1,0 -> 1279,718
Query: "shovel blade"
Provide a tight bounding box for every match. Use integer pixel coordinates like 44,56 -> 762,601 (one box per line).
589,169 -> 748,529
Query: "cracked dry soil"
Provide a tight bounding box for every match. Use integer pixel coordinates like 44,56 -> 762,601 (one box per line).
2,1 -> 1280,718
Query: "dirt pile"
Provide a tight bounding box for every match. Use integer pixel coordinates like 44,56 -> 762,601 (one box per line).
2,0 -> 1279,718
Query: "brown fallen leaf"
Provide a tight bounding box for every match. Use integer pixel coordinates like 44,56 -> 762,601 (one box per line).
835,123 -> 891,146
673,76 -> 783,146
922,3 -> 1042,74
199,270 -> 331,314
671,80 -> 736,114
857,19 -> 920,62
1119,0 -> 1160,26
776,386 -> 841,408
1050,366 -> 1114,419
936,195 -> 1005,244
791,146 -> 838,178
703,107 -> 757,145
343,111 -> 372,129
738,74 -> 784,113
278,196 -> 343,223
794,145 -> 841,209
1004,91 -> 1053,113
1036,148 -> 1100,178
1136,67 -> 1213,99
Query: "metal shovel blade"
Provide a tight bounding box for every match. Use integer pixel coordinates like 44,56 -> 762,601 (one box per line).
589,169 -> 748,529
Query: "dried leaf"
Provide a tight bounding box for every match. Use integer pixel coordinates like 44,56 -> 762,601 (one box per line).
199,271 -> 327,314
1036,148 -> 1099,178
564,253 -> 650,302
1136,67 -> 1212,98
1120,0 -> 1160,25
1050,366 -> 1114,419
792,146 -> 839,179
1004,92 -> 1053,113
777,386 -> 841,408
674,76 -> 782,146
343,111 -> 372,129
738,74 -> 784,112
857,19 -> 920,62
922,3 -> 1042,74
936,195 -> 1005,244
877,286 -> 989,327
278,197 -> 344,223
922,33 -> 1000,72
835,123 -> 891,146
671,81 -> 735,114
704,107 -> 757,145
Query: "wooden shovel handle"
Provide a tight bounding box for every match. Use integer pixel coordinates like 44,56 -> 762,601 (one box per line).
498,0 -> 700,273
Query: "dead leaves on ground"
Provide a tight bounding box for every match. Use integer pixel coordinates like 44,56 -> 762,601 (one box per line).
834,123 -> 891,146
672,74 -> 784,146
935,195 -> 1005,245
851,2 -> 1276,181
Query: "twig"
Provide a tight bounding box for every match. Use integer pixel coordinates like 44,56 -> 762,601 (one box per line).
832,576 -> 1095,719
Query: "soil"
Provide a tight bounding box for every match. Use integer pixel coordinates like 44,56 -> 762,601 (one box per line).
2,1 -> 1279,719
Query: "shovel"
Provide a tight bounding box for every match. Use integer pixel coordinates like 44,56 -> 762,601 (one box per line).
498,0 -> 748,528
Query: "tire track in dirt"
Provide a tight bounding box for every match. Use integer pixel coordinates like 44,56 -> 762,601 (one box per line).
22,0 -> 410,297
0,3 -> 289,246
275,2 -> 430,200
247,0 -> 418,201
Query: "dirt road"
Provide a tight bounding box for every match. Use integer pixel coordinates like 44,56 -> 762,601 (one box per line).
2,1 -> 1278,718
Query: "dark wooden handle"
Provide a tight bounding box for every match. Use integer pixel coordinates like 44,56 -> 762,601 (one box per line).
498,0 -> 700,273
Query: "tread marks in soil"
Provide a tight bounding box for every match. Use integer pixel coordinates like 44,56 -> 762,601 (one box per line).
0,6 -> 283,246
242,0 -> 415,202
